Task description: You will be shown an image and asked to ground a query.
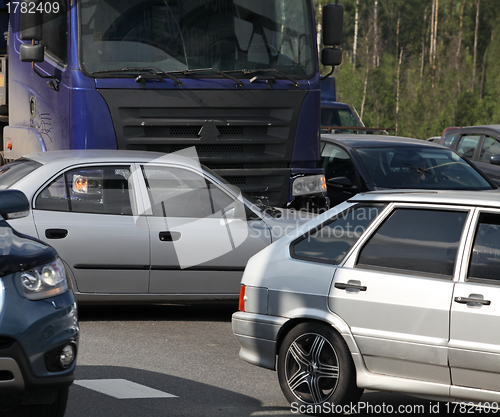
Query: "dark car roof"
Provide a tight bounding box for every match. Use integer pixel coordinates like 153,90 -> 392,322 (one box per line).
321,133 -> 448,150
444,125 -> 500,134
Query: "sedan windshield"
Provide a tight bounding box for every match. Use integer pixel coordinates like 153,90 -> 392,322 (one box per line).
0,159 -> 42,189
356,147 -> 494,190
79,0 -> 315,77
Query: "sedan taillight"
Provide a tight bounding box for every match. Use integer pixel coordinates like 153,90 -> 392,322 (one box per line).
238,285 -> 245,311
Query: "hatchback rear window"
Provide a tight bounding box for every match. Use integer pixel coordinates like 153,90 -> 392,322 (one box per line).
0,159 -> 42,189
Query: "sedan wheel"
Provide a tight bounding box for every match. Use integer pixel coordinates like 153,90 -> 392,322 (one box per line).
278,322 -> 362,412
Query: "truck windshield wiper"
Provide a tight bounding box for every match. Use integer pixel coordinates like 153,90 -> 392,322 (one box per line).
224,69 -> 299,87
162,68 -> 244,87
91,67 -> 183,86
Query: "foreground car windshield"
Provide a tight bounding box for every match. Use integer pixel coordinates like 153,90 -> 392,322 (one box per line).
357,147 -> 493,190
0,159 -> 42,189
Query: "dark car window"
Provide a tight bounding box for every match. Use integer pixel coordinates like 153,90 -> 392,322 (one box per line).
456,135 -> 481,159
0,159 -> 42,189
468,213 -> 500,282
320,143 -> 358,184
291,205 -> 384,264
35,166 -> 133,215
356,147 -> 493,190
357,208 -> 467,278
480,136 -> 500,163
143,165 -> 237,218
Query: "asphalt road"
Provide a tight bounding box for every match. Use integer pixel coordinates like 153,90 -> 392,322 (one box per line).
64,303 -> 472,416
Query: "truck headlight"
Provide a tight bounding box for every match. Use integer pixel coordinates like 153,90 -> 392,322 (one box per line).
292,175 -> 327,196
20,258 -> 68,300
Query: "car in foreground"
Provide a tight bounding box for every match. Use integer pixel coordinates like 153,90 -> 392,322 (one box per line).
320,133 -> 497,206
0,189 -> 77,417
233,189 -> 500,410
438,125 -> 500,183
0,150 -> 315,304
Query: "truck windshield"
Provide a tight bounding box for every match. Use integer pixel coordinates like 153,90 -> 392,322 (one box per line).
79,0 -> 315,78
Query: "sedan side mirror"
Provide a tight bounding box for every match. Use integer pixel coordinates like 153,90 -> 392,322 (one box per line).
327,176 -> 353,188
490,155 -> 500,166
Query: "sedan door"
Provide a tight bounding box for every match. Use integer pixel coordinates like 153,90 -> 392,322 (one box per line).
31,164 -> 150,294
140,164 -> 271,296
450,210 -> 500,396
330,206 -> 470,384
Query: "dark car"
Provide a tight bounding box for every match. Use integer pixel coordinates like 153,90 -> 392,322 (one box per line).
438,125 -> 500,183
0,190 -> 78,417
320,133 -> 497,206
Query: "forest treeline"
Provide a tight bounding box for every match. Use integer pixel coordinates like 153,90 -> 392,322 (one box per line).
314,0 -> 500,139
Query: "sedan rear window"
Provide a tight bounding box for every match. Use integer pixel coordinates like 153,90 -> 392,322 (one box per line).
0,159 -> 42,189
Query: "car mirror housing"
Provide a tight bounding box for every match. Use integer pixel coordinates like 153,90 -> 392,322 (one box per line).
490,155 -> 500,166
327,176 -> 353,188
0,190 -> 30,220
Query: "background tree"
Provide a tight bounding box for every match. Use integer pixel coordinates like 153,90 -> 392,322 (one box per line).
314,0 -> 500,139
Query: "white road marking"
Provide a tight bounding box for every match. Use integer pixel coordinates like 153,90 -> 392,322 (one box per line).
75,379 -> 178,399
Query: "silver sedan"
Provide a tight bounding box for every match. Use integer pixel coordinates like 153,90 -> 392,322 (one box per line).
233,189 -> 500,410
0,150 -> 314,304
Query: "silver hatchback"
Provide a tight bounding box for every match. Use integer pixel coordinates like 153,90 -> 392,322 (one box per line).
233,190 -> 500,411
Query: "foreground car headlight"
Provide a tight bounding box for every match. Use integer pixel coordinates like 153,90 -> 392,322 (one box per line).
292,174 -> 327,196
20,258 -> 68,300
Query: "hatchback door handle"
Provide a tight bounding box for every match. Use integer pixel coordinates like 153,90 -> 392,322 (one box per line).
45,228 -> 68,239
159,231 -> 181,242
334,282 -> 367,291
454,296 -> 491,306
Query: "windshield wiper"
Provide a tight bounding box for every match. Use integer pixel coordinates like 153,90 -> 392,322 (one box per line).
225,69 -> 300,87
162,68 -> 244,87
91,67 -> 183,86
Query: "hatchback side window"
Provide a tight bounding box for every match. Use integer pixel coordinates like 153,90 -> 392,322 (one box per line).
291,205 -> 384,264
357,209 -> 467,277
143,166 -> 237,218
479,136 -> 500,163
456,135 -> 481,159
468,213 -> 500,282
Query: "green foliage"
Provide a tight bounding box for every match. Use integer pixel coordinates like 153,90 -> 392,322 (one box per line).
314,0 -> 500,139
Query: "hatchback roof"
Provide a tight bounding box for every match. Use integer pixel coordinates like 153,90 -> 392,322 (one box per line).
350,189 -> 500,208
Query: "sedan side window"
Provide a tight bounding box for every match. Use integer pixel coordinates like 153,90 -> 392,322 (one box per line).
468,213 -> 500,282
479,136 -> 500,163
143,166 -> 237,218
291,205 -> 384,264
35,166 -> 133,215
357,209 -> 467,278
320,143 -> 357,184
456,135 -> 481,159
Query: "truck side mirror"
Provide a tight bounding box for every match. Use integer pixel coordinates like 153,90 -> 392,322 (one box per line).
322,47 -> 342,67
20,44 -> 45,63
20,7 -> 43,41
322,4 -> 343,47
321,3 -> 344,73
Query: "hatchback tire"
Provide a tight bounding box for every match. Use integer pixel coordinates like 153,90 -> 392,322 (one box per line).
277,322 -> 363,414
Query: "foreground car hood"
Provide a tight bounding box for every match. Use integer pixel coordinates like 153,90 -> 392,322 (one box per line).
0,220 -> 56,277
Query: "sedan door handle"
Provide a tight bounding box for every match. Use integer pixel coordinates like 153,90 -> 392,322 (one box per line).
45,228 -> 68,239
334,282 -> 367,291
454,296 -> 491,306
159,231 -> 181,242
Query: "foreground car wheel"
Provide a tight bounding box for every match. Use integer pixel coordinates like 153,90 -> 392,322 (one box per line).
2,387 -> 68,417
277,322 -> 362,413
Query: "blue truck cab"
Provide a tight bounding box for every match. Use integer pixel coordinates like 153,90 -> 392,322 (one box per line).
0,188 -> 77,416
1,0 -> 344,211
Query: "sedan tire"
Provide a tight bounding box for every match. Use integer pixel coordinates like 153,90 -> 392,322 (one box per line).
277,322 -> 363,414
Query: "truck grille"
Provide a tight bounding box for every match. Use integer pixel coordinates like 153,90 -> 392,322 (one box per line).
99,88 -> 309,206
